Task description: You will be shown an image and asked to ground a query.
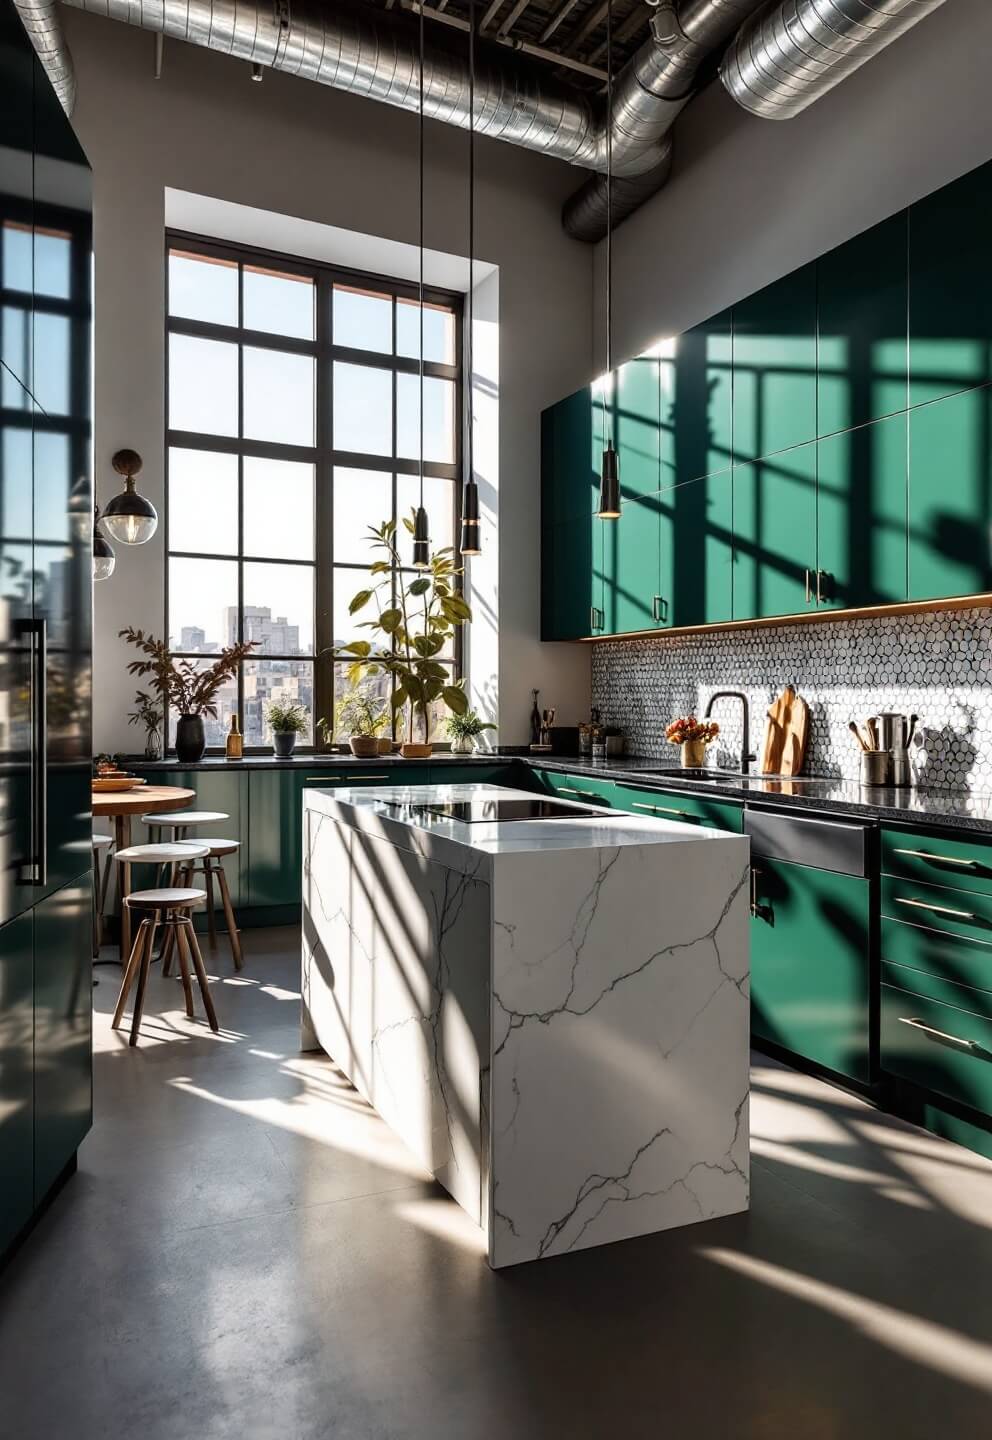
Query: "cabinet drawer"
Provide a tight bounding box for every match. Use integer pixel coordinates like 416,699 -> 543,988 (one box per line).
882,958 -> 992,1016
881,982 -> 992,1117
302,765 -> 432,788
612,784 -> 743,832
532,771 -> 616,806
428,762 -> 514,786
881,917 -> 992,996
881,827 -> 992,896
881,874 -> 992,944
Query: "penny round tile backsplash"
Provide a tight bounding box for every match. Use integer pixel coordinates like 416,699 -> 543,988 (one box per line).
590,606 -> 992,789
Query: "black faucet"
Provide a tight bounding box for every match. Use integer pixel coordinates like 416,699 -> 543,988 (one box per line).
704,691 -> 758,775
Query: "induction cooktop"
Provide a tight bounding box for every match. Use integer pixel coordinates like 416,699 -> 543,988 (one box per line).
391,798 -> 609,824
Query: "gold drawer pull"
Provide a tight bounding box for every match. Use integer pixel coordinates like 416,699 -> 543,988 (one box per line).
894,848 -> 979,868
559,786 -> 595,799
632,801 -> 691,818
895,897 -> 976,921
898,1017 -> 982,1053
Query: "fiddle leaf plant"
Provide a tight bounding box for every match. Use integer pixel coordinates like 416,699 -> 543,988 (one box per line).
339,515 -> 471,744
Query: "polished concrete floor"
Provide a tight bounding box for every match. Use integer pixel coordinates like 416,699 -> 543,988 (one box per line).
2,926 -> 992,1439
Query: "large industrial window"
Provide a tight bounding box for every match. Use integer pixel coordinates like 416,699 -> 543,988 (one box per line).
165,233 -> 462,751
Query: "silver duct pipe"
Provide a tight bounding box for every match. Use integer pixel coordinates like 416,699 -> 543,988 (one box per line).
563,0 -> 760,240
721,0 -> 948,119
12,0 -> 76,113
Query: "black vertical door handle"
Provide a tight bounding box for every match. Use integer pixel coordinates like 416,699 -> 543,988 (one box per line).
18,618 -> 47,887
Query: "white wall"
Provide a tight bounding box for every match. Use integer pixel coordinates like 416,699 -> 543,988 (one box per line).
595,0 -> 992,366
64,8 -> 592,751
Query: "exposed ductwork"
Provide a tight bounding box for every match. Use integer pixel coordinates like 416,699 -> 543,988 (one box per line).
563,0 -> 762,239
720,0 -> 948,119
12,0 -> 76,113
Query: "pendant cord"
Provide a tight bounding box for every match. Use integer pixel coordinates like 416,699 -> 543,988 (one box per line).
419,0 -> 425,510
605,0 -> 613,449
467,0 -> 474,496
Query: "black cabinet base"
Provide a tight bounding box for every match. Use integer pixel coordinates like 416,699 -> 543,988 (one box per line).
1,1152 -> 78,1274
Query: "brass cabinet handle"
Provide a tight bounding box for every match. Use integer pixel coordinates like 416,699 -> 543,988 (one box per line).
590,606 -> 603,631
804,569 -> 812,604
652,595 -> 665,623
894,897 -> 976,921
898,1016 -> 982,1053
632,801 -> 691,817
816,569 -> 823,604
894,848 -> 978,869
559,786 -> 596,799
749,864 -> 762,918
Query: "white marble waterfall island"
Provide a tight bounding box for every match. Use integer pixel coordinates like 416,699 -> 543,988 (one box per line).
301,783 -> 750,1268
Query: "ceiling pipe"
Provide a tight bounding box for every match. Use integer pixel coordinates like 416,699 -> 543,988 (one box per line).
721,0 -> 948,119
12,0 -> 75,113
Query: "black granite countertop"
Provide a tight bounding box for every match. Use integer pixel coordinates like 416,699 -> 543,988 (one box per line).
118,750 -> 992,834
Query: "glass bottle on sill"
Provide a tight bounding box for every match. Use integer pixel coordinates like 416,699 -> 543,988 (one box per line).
226,715 -> 243,761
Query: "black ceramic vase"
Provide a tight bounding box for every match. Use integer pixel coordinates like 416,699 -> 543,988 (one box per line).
175,713 -> 206,764
273,730 -> 296,758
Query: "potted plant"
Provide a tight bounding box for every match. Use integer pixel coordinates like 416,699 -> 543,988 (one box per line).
339,516 -> 471,759
127,689 -> 163,760
266,700 -> 310,758
665,715 -> 720,769
119,628 -> 257,764
445,709 -> 496,755
333,683 -> 390,758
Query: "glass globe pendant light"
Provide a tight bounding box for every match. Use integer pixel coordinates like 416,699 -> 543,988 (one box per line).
459,0 -> 481,559
92,503 -> 115,581
102,448 -> 158,545
596,0 -> 621,521
412,0 -> 431,571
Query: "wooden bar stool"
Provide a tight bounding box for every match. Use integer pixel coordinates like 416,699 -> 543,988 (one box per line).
92,833 -> 114,957
112,888 -> 218,1046
114,842 -> 211,956
170,838 -> 243,970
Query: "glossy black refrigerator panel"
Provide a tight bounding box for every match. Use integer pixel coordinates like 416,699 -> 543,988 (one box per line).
34,877 -> 92,1203
0,0 -> 36,925
0,908 -> 34,1255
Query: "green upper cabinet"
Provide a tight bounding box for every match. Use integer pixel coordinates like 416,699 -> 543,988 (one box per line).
909,159 -> 992,408
674,309 -> 733,483
818,211 -> 908,437
733,263 -> 817,463
671,473 -> 733,626
615,355 -> 661,499
817,412 -> 908,609
541,384 -> 606,639
908,382 -> 992,600
732,443 -> 817,620
603,493 -> 662,634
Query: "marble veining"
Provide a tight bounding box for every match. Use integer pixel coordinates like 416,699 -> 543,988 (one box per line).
303,783 -> 750,1267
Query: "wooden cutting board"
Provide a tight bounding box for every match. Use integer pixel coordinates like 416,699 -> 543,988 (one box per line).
760,686 -> 810,776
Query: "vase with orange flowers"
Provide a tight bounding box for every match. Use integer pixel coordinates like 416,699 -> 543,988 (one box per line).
665,715 -> 720,770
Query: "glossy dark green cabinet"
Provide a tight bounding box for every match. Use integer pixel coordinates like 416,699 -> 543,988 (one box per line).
817,211 -> 908,437
677,310 -> 733,482
33,877 -> 92,1204
733,264 -> 817,462
908,383 -> 992,600
673,474 -> 733,625
817,413 -> 908,609
750,857 -> 871,1083
732,444 -> 817,619
0,911 -> 34,1255
909,160 -> 992,407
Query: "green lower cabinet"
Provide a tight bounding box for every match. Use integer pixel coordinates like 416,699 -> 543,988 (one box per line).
134,768 -> 248,906
247,771 -> 308,908
428,762 -> 516,786
881,980 -> 992,1118
33,876 -> 92,1204
0,910 -> 34,1256
733,444 -> 817,620
908,383 -> 992,600
816,413 -> 908,609
529,770 -> 616,806
750,856 -> 871,1083
611,783 -> 742,832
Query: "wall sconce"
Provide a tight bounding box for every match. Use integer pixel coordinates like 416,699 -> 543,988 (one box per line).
102,449 -> 158,545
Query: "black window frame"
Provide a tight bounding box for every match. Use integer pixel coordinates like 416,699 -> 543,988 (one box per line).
164,229 -> 464,754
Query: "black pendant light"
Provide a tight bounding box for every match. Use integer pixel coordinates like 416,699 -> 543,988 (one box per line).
92,502 -> 115,581
596,0 -> 621,521
459,0 -> 481,559
412,0 -> 431,571
102,448 -> 158,545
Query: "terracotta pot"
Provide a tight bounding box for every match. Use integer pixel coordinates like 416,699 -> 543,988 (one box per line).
376,737 -> 393,755
400,742 -> 432,760
681,739 -> 706,768
349,735 -> 379,758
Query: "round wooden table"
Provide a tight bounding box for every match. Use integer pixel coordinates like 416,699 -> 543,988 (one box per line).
92,785 -> 195,962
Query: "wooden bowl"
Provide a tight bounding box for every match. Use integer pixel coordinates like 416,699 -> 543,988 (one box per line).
92,777 -> 147,793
